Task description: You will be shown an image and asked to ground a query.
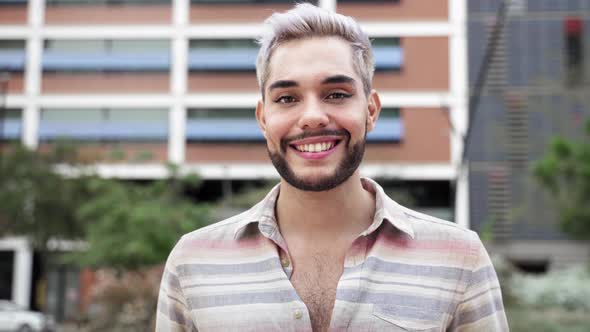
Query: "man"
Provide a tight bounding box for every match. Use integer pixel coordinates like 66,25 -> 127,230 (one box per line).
157,4 -> 508,331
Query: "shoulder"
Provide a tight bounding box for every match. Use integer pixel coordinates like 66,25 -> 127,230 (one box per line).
183,208 -> 253,241
391,202 -> 483,258
165,207 -> 258,266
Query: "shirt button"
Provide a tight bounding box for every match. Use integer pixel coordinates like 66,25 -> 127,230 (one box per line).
294,309 -> 302,319
281,257 -> 290,268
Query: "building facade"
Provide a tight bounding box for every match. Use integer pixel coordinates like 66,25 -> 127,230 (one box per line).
1,0 -> 468,320
467,0 -> 590,271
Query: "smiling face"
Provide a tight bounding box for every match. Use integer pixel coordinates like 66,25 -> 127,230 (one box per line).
256,36 -> 381,192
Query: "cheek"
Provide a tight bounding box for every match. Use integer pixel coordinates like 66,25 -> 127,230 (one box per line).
339,113 -> 367,136
264,113 -> 294,144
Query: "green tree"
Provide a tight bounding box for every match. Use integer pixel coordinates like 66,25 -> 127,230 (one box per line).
0,143 -> 210,328
0,143 -> 91,254
73,170 -> 210,271
71,169 -> 210,331
533,119 -> 590,240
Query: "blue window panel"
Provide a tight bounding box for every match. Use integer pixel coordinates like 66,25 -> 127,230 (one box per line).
42,52 -> 170,71
367,118 -> 402,142
188,48 -> 258,71
0,50 -> 26,71
373,46 -> 402,70
187,46 -> 402,71
38,122 -> 168,140
186,118 -> 402,142
0,119 -> 21,139
0,0 -> 27,4
186,119 -> 263,140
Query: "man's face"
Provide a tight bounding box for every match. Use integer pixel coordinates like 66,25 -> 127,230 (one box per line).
256,36 -> 381,192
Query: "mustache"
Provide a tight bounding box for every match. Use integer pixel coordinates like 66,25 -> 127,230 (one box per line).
280,129 -> 350,152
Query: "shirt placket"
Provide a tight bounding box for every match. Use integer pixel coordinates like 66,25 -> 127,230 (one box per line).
262,221 -> 313,331
329,234 -> 370,332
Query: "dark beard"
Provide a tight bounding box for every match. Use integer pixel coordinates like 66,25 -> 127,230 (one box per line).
267,129 -> 366,192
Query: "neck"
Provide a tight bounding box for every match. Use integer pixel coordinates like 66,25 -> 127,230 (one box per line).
275,172 -> 375,242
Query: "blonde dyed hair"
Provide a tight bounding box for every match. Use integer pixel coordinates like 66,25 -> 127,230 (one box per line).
256,3 -> 374,98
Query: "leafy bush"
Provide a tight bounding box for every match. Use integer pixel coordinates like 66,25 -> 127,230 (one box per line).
490,254 -> 518,304
510,266 -> 590,311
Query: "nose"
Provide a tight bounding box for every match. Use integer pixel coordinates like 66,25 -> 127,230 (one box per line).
297,98 -> 329,130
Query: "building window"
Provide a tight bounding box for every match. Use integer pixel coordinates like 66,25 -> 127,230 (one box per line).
188,38 -> 402,73
189,39 -> 258,72
338,0 -> 399,2
190,0 -> 317,4
187,108 -> 261,142
372,108 -> 403,142
0,109 -> 21,142
0,40 -> 26,72
372,38 -> 403,72
46,0 -> 170,5
38,108 -> 168,142
564,16 -> 584,86
42,40 -> 170,73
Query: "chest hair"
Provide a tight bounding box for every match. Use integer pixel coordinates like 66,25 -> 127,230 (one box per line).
291,254 -> 344,332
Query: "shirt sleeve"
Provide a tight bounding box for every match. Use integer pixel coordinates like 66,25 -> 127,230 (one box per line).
448,233 -> 509,332
156,240 -> 198,332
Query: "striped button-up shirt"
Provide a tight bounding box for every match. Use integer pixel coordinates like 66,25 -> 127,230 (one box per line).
156,178 -> 508,331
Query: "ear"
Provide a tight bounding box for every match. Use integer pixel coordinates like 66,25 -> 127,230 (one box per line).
255,99 -> 268,139
366,89 -> 382,133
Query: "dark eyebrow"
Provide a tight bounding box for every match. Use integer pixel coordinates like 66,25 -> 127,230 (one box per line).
268,80 -> 299,91
321,75 -> 356,85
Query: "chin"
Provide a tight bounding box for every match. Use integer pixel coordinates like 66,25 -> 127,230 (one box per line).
267,137 -> 366,192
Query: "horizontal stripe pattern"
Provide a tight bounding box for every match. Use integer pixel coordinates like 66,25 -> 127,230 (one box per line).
156,178 -> 508,331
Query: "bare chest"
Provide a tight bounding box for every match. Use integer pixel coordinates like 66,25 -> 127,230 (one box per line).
290,255 -> 344,332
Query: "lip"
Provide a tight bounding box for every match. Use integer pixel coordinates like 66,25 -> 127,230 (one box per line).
290,139 -> 341,160
288,135 -> 343,145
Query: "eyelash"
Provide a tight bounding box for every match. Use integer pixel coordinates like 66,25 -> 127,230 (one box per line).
326,92 -> 352,100
274,95 -> 297,104
273,92 -> 352,104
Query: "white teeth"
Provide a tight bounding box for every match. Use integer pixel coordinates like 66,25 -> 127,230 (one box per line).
295,142 -> 335,152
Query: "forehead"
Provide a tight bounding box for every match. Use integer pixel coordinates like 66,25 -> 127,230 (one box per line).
267,36 -> 358,86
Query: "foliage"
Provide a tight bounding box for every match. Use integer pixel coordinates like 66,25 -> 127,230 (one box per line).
533,119 -> 590,240
510,266 -> 590,311
222,182 -> 277,209
0,143 -> 91,252
489,254 -> 518,304
71,168 -> 211,270
506,303 -> 590,332
0,143 -> 210,271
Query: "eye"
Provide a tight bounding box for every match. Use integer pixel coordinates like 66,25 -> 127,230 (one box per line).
274,95 -> 297,104
325,92 -> 352,101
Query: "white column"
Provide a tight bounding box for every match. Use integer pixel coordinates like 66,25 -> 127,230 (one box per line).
13,243 -> 33,309
0,237 -> 33,309
169,0 -> 189,164
319,0 -> 336,12
454,163 -> 470,229
22,0 -> 44,149
450,0 -> 470,228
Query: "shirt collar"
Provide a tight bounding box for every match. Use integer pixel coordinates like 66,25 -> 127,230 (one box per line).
359,178 -> 415,239
232,178 -> 415,240
233,183 -> 281,240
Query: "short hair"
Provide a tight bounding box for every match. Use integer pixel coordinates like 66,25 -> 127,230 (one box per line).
256,3 -> 374,98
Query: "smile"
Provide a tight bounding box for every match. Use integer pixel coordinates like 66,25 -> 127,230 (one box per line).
294,141 -> 337,153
